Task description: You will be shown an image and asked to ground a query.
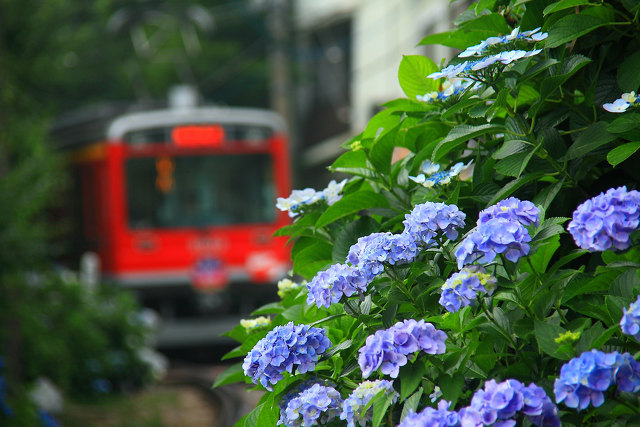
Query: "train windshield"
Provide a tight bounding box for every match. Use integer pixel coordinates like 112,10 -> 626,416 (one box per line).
125,153 -> 275,228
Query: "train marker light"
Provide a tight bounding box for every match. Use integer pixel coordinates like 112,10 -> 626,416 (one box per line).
171,125 -> 225,147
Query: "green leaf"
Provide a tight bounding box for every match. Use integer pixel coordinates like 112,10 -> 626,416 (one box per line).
618,50 -> 640,92
438,373 -> 465,406
432,124 -> 504,162
607,114 -> 640,134
533,178 -> 565,211
400,388 -> 423,422
315,191 -> 389,228
398,55 -> 439,100
610,269 -> 640,300
534,320 -> 573,360
545,13 -> 608,48
543,0 -> 595,15
330,149 -> 370,171
607,142 -> 640,167
212,362 -> 245,388
493,140 -> 530,159
486,173 -> 544,206
400,362 -> 426,400
331,216 -> 380,262
561,121 -> 616,160
292,240 -> 333,279
370,126 -> 398,175
372,392 -> 395,427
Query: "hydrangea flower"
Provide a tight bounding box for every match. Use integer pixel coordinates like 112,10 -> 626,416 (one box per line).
281,383 -> 343,427
306,263 -> 368,309
243,322 -> 332,391
358,319 -> 447,378
416,79 -> 473,103
409,161 -> 472,189
277,278 -> 305,298
240,316 -> 272,332
340,380 -> 398,427
403,202 -> 466,246
398,400 -> 459,427
455,217 -> 532,268
478,197 -> 540,227
621,295 -> 640,341
462,379 -> 560,427
429,27 -> 547,80
603,91 -> 640,113
439,266 -> 497,312
567,186 -> 640,252
347,232 -> 420,282
554,349 -> 640,410
276,179 -> 348,217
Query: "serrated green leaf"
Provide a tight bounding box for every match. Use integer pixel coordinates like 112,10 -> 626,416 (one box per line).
486,173 -> 544,206
561,121 -> 616,160
316,191 -> 389,228
432,124 -> 504,162
545,13 -> 608,48
607,114 -> 640,134
372,392 -> 395,427
398,55 -> 439,100
607,141 -> 640,167
543,0 -> 595,15
400,388 -> 423,422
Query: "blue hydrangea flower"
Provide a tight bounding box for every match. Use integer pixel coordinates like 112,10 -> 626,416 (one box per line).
403,202 -> 466,246
554,349 -> 640,410
567,186 -> 640,252
416,80 -> 474,103
281,383 -> 343,427
603,92 -> 640,113
621,295 -> 640,341
358,319 -> 446,378
340,380 -> 398,427
461,379 -> 560,427
439,266 -> 497,312
306,263 -> 367,308
478,197 -> 540,227
398,400 -> 459,427
455,217 -> 532,268
243,322 -> 332,391
276,188 -> 323,217
409,161 -> 472,189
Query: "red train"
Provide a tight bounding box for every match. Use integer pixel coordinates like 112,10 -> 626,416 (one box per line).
51,103 -> 292,346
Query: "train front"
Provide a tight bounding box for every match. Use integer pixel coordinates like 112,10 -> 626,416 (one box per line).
104,107 -> 292,347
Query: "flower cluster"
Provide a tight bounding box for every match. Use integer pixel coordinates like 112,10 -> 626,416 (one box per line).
416,79 -> 473,103
280,383 -> 342,427
340,380 -> 398,427
554,349 -> 640,410
276,179 -> 348,217
306,263 -> 367,308
567,186 -> 640,252
243,322 -> 332,391
358,319 -> 447,378
456,197 -> 537,268
603,91 -> 640,113
306,201 -> 463,308
240,316 -> 271,332
398,400 -> 459,427
428,27 -> 547,80
621,295 -> 640,342
403,202 -> 466,245
277,278 -> 305,298
439,266 -> 497,313
460,379 -> 560,426
409,160 -> 471,189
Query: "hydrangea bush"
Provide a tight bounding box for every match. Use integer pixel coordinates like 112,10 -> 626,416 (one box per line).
216,1 -> 640,425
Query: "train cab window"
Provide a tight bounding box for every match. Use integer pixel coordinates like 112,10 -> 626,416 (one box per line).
125,153 -> 275,229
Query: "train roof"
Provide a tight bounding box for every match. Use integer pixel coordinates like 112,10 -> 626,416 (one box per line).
49,103 -> 287,149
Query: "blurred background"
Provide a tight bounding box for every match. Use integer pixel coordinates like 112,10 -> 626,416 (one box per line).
0,0 -> 466,425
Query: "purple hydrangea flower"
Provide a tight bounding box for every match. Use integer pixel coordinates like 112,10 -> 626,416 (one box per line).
278,379 -> 328,425
347,232 -> 418,282
455,217 -> 532,269
620,295 -> 640,342
403,202 -> 466,246
460,379 -> 560,427
306,263 -> 368,308
554,349 -> 640,410
567,186 -> 640,252
282,383 -> 343,427
243,322 -> 332,391
358,319 -> 447,378
439,266 -> 497,312
340,380 -> 398,427
398,400 -> 459,427
478,197 -> 540,227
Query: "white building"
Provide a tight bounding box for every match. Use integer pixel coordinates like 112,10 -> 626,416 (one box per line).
292,0 -> 468,172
